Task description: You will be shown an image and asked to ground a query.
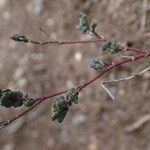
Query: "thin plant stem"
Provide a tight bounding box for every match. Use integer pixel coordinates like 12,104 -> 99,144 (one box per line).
102,66 -> 150,85
29,38 -> 105,45
1,50 -> 149,128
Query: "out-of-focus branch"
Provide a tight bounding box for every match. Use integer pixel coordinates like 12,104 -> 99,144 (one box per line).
141,0 -> 148,32
102,66 -> 150,85
100,83 -> 115,101
125,114 -> 150,133
1,12 -> 150,128
1,45 -> 149,129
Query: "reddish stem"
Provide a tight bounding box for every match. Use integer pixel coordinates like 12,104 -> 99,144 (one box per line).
1,50 -> 149,128
125,47 -> 147,54
30,38 -> 105,45
78,52 -> 150,92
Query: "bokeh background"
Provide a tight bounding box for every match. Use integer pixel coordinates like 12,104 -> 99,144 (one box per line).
0,0 -> 150,150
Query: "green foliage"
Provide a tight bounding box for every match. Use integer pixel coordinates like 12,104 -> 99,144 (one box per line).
55,108 -> 68,123
0,89 -> 24,108
10,33 -> 29,43
13,100 -> 23,108
79,12 -> 97,34
51,89 -> 79,123
90,21 -> 97,34
24,99 -> 35,107
0,95 -> 14,108
66,88 -> 78,105
79,12 -> 90,33
89,58 -> 106,70
102,42 -> 120,54
51,96 -> 69,123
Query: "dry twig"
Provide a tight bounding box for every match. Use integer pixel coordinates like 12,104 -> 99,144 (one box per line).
102,66 -> 150,85
100,83 -> 115,101
141,0 -> 148,32
125,114 -> 150,133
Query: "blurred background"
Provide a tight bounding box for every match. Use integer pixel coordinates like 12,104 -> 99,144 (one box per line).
0,0 -> 150,150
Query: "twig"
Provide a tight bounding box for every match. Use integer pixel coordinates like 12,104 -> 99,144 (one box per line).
29,38 -> 147,55
100,83 -> 115,101
1,40 -> 150,128
141,0 -> 148,32
29,28 -> 105,45
125,47 -> 147,54
120,55 -> 136,60
92,31 -> 104,40
39,27 -> 58,42
144,32 -> 150,37
29,37 -> 105,45
102,66 -> 150,85
125,114 -> 150,133
77,52 -> 150,92
0,120 -> 10,129
0,90 -> 68,129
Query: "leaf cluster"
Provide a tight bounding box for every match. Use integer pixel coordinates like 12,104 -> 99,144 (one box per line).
51,88 -> 79,123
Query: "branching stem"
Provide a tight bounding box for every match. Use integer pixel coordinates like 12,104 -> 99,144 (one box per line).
1,49 -> 149,128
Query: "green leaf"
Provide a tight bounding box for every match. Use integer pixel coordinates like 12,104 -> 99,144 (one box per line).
24,99 -> 34,107
90,21 -> 97,33
57,109 -> 68,123
2,89 -> 11,93
0,89 -> 26,108
0,95 -> 13,107
0,89 -> 2,96
51,111 -> 60,121
102,42 -> 120,54
51,96 -> 69,123
55,96 -> 66,109
15,91 -> 23,98
10,33 -> 29,43
89,58 -> 106,70
102,42 -> 112,51
66,88 -> 78,104
79,12 -> 90,33
13,100 -> 23,108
